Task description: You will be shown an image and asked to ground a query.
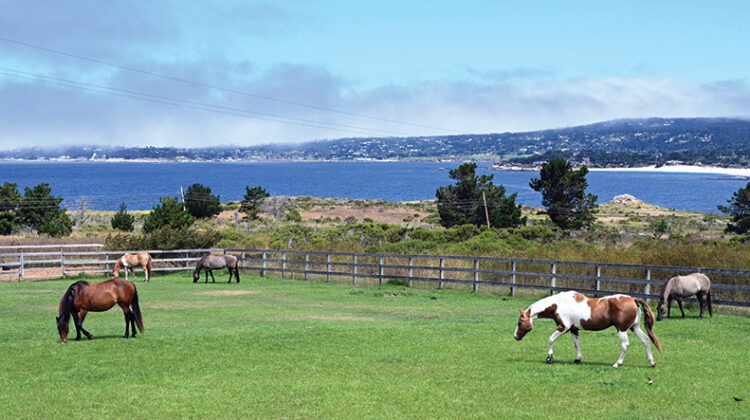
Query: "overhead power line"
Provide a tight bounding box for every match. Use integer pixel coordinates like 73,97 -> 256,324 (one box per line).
0,67 -> 409,137
0,36 -> 458,134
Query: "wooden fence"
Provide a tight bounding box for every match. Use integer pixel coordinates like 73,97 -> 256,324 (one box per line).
2,246 -> 749,307
0,248 -> 223,281
230,249 -> 750,307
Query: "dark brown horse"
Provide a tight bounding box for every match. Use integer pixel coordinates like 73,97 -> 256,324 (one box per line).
193,254 -> 240,283
56,277 -> 144,343
657,273 -> 712,321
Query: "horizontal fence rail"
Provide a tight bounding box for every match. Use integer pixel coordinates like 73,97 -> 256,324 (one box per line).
230,249 -> 750,308
0,248 -> 224,281
3,246 -> 750,307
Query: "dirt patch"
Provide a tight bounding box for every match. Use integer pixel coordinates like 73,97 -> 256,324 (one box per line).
193,290 -> 261,297
300,205 -> 429,225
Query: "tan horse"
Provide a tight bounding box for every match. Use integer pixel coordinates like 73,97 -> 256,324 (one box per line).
514,291 -> 662,368
657,273 -> 712,321
113,252 -> 153,283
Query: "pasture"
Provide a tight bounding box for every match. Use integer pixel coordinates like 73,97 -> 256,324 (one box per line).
0,273 -> 747,419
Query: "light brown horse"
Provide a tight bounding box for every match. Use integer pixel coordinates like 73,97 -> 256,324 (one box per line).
113,252 -> 153,283
657,273 -> 712,321
56,277 -> 144,343
514,291 -> 662,367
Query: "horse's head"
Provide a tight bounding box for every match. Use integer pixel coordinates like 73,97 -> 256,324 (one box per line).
514,308 -> 533,341
656,299 -> 666,321
56,316 -> 69,343
193,269 -> 200,283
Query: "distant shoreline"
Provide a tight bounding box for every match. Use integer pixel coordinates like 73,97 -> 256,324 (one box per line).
588,165 -> 750,178
1,158 -> 749,178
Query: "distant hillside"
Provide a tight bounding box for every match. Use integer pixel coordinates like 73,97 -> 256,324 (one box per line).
2,117 -> 749,166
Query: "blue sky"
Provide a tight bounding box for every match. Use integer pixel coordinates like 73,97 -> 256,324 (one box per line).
0,1 -> 748,149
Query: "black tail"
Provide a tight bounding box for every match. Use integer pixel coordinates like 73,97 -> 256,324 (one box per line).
707,290 -> 713,317
131,286 -> 144,333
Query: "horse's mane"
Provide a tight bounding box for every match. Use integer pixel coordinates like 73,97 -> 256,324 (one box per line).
57,281 -> 89,330
660,277 -> 675,301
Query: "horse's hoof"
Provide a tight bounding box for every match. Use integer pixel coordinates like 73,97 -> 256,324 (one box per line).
86,335 -> 93,340
612,363 -> 620,368
651,363 -> 657,368
574,359 -> 581,365
546,356 -> 555,364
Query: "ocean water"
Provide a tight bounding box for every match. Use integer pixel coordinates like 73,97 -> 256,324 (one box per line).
0,161 -> 747,213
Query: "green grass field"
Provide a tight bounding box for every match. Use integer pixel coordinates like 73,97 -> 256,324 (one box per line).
1,273 -> 748,419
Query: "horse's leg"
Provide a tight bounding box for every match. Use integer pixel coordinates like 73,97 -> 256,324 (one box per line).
205,270 -> 209,283
210,269 -> 216,283
696,291 -> 705,319
546,328 -> 567,364
72,311 -> 83,341
120,304 -> 133,338
631,326 -> 656,368
78,309 -> 93,340
667,297 -> 672,318
130,268 -> 137,282
571,328 -> 582,364
227,267 -> 232,283
613,330 -> 630,368
677,297 -> 685,318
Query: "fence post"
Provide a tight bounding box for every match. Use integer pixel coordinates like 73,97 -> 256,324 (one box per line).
241,251 -> 246,271
510,261 -> 517,297
408,257 -> 413,288
305,253 -> 310,281
595,266 -> 601,296
379,256 -> 384,285
282,253 -> 287,279
550,263 -> 557,294
473,259 -> 479,293
438,258 -> 445,290
106,252 -> 110,276
223,249 -> 227,255
326,254 -> 331,282
645,269 -> 652,302
352,255 -> 358,286
261,252 -> 267,277
19,251 -> 24,282
61,251 -> 66,279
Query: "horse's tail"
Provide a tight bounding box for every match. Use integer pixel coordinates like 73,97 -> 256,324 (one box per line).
131,285 -> 145,333
145,254 -> 152,283
635,298 -> 662,353
707,290 -> 713,317
234,259 -> 241,283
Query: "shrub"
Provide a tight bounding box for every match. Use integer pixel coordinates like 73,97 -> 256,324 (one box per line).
184,184 -> 221,219
143,197 -> 195,233
111,202 -> 135,232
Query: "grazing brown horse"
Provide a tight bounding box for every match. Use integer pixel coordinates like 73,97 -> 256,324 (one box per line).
657,273 -> 712,321
514,291 -> 662,367
113,252 -> 153,283
193,254 -> 240,283
56,277 -> 144,343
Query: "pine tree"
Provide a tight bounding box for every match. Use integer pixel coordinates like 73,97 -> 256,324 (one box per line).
241,186 -> 270,220
436,163 -> 526,228
184,183 -> 221,219
529,158 -> 597,230
718,182 -> 750,234
111,202 -> 135,232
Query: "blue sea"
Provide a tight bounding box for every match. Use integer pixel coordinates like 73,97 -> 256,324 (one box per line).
0,161 -> 747,213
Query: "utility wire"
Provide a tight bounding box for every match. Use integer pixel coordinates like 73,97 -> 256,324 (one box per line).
0,36 -> 458,133
0,67 -> 409,137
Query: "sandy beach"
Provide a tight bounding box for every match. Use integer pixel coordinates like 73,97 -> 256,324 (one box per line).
589,165 -> 750,177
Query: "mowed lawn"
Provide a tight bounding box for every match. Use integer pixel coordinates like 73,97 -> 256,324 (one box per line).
0,273 -> 748,419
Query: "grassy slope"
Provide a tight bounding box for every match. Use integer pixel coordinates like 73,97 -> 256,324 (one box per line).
0,274 -> 748,419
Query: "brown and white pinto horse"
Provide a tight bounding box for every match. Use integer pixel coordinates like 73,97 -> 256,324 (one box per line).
514,291 -> 662,367
113,252 -> 153,283
657,273 -> 712,321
